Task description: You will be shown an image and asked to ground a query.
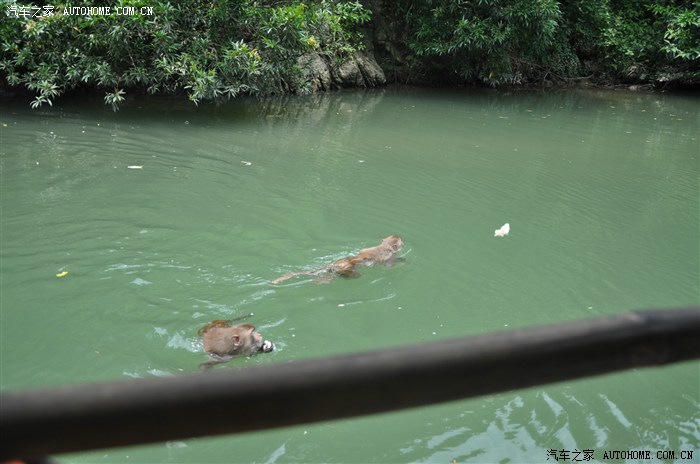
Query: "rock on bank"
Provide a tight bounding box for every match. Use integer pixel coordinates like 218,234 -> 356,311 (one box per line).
296,51 -> 386,92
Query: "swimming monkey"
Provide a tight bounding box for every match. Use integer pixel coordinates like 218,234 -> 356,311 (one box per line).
198,320 -> 274,370
271,235 -> 404,284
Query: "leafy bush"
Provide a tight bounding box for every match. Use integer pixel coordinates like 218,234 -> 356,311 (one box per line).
381,0 -> 698,86
0,0 -> 371,109
564,0 -> 699,79
2,0 -> 696,102
383,0 -> 573,85
650,2 -> 700,61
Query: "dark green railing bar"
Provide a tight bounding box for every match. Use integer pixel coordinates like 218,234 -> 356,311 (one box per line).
1,307 -> 698,461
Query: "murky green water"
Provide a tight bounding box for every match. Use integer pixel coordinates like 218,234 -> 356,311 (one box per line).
1,88 -> 698,463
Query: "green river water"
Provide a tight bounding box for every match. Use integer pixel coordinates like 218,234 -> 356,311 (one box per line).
1,88 -> 698,463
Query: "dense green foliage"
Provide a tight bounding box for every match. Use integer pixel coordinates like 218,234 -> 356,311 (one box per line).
1,0 -> 698,108
0,0 -> 370,108
386,0 -> 575,84
381,0 -> 699,86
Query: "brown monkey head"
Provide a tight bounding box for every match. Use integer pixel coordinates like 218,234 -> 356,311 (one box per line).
201,322 -> 274,357
382,235 -> 404,253
230,323 -> 275,355
232,323 -> 260,352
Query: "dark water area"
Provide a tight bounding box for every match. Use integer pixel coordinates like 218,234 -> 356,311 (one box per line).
1,87 -> 698,463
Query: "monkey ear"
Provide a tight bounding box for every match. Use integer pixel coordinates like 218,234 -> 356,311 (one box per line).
232,335 -> 241,346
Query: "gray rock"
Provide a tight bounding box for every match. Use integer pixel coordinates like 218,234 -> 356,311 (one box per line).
297,51 -> 386,92
297,53 -> 332,92
355,51 -> 386,87
334,56 -> 365,87
333,51 -> 386,88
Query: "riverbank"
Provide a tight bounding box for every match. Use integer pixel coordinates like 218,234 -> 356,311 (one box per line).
1,0 -> 697,109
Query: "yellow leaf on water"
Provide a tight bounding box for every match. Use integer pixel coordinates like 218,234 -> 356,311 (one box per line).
56,271 -> 69,278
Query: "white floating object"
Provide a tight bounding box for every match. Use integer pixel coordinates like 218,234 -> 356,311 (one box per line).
241,161 -> 252,166
494,223 -> 510,237
127,165 -> 143,169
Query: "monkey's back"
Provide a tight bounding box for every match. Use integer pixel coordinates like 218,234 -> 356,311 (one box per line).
202,327 -> 236,355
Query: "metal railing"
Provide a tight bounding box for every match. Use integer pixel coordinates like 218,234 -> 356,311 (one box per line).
1,307 -> 699,461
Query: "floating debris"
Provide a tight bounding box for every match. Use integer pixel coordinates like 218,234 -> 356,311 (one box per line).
56,271 -> 69,278
127,165 -> 143,169
494,223 -> 510,238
